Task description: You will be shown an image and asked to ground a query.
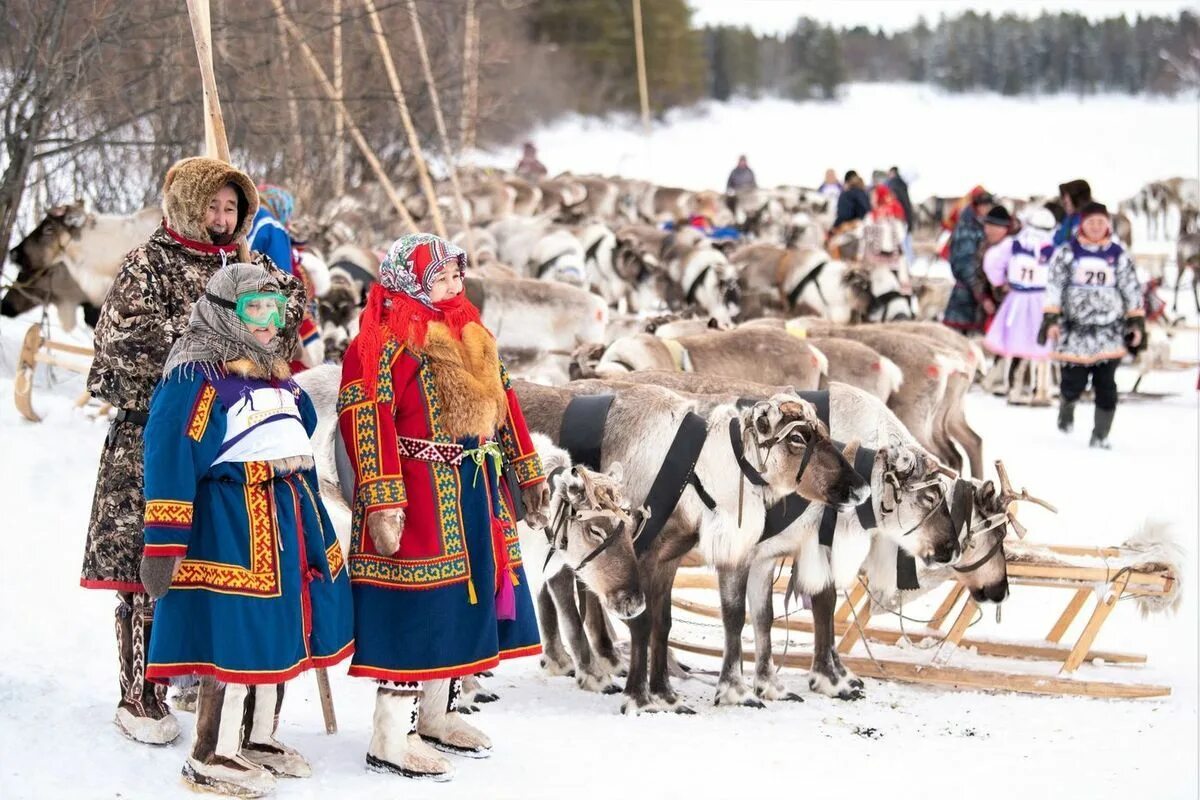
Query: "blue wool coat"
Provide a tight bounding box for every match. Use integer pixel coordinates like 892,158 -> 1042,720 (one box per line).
249,207 -> 295,275
142,366 -> 353,684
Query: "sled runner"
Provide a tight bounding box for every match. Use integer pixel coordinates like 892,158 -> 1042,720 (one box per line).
14,323 -> 102,423
670,536 -> 1177,700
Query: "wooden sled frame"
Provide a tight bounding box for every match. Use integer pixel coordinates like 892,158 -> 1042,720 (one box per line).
670,543 -> 1175,699
15,323 -> 102,422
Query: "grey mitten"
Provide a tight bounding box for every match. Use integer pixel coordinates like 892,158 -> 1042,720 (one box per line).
140,555 -> 180,599
367,508 -> 406,556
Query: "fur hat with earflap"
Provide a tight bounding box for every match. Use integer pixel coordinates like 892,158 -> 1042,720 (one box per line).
161,156 -> 259,244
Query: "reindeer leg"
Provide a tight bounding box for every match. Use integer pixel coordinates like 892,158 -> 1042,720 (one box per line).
749,559 -> 801,702
547,571 -> 611,693
946,378 -> 984,479
621,562 -> 655,715
648,556 -> 693,714
582,589 -> 623,681
714,563 -> 760,708
537,581 -> 574,677
809,584 -> 863,701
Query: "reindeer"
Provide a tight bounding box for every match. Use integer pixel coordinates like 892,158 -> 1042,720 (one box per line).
519,437 -> 647,693
730,243 -> 853,323
516,381 -> 869,713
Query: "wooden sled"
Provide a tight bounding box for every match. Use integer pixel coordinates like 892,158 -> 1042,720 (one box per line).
670,541 -> 1175,700
14,323 -> 101,423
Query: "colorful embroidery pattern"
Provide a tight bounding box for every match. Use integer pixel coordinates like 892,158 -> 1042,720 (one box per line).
144,500 -> 193,529
187,384 -> 217,442
510,452 -> 545,487
338,379 -> 368,411
172,462 -> 280,597
326,541 -> 345,578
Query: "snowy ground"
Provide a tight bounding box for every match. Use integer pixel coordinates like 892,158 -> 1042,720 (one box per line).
479,82 -> 1198,207
0,306 -> 1196,800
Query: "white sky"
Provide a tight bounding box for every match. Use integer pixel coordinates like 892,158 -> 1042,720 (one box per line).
688,0 -> 1197,34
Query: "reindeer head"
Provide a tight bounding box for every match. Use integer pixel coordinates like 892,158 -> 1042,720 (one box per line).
871,444 -> 958,564
542,463 -> 646,619
741,395 -> 870,509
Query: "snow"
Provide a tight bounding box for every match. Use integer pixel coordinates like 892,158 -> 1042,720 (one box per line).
479,82 -> 1199,204
0,304 -> 1196,800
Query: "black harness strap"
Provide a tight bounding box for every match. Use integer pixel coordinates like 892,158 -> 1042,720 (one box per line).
635,411 -> 710,555
728,418 -> 769,487
785,261 -> 828,309
896,550 -> 921,590
560,394 -> 615,471
869,289 -> 915,320
796,390 -> 831,429
535,251 -> 571,279
853,445 -> 877,530
584,234 -> 603,264
896,476 -> 975,591
685,264 -> 713,305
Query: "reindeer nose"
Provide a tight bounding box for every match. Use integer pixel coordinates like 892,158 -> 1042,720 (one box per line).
932,539 -> 958,564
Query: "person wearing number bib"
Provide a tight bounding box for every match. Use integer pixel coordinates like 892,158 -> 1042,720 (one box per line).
1038,202 -> 1145,448
983,207 -> 1057,404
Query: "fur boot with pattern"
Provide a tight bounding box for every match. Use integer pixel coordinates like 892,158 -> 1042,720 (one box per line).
418,677 -> 493,758
113,592 -> 180,745
367,684 -> 455,781
240,684 -> 311,779
184,678 -> 276,798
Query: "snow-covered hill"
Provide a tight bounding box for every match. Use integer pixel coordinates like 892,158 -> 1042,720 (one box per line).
479,83 -> 1198,204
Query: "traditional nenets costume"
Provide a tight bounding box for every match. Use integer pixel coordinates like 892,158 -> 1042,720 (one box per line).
983,207 -> 1057,404
140,263 -> 353,798
1040,202 -> 1145,448
337,234 -> 546,782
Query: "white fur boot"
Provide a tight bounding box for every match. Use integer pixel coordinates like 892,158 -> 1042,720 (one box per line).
240,684 -> 311,779
366,684 -> 454,781
182,680 -> 276,798
418,677 -> 492,759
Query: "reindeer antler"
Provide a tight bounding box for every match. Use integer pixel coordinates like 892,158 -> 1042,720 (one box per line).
994,460 -> 1058,539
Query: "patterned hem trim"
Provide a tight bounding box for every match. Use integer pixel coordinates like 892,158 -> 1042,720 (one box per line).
498,644 -> 543,662
80,579 -> 144,592
348,654 -> 501,683
511,452 -> 545,487
187,384 -> 217,441
144,499 -> 193,529
348,570 -> 470,591
144,544 -> 187,558
147,641 -> 354,686
1051,350 -> 1128,364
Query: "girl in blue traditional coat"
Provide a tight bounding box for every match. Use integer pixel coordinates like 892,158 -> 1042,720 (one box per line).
139,262 -> 353,798
337,234 -> 547,782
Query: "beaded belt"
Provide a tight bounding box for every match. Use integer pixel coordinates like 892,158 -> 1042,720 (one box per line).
396,436 -> 466,466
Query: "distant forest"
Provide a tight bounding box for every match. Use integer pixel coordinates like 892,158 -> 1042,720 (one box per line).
528,2 -> 1200,114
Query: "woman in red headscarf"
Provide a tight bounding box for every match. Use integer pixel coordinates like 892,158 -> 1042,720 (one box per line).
337,233 -> 547,782
863,183 -> 913,292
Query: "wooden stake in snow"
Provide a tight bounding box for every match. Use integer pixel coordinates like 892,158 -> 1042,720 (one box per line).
404,0 -> 476,260
269,0 -> 418,234
459,0 -> 479,154
631,0 -> 651,134
361,0 -> 446,239
332,0 -> 345,197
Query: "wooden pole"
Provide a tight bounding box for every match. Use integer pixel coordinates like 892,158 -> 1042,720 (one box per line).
275,1 -> 306,195
459,0 -> 479,154
404,0 -> 475,259
631,0 -> 651,134
185,0 -> 230,161
269,0 -> 419,233
332,0 -> 345,197
361,0 -> 446,238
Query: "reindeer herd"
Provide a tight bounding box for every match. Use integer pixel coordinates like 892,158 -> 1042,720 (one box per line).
0,166 -> 1170,714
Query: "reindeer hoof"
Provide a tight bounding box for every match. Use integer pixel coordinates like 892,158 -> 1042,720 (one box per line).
741,697 -> 766,709
837,687 -> 865,702
673,705 -> 697,715
473,691 -> 499,704
576,671 -> 614,693
848,677 -> 865,691
782,692 -> 805,703
601,683 -> 623,695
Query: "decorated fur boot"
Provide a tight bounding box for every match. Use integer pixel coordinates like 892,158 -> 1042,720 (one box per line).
240,684 -> 311,778
114,593 -> 180,745
418,677 -> 492,758
183,679 -> 276,798
366,684 -> 454,781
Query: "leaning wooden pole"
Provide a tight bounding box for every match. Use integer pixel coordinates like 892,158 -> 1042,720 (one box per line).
631,0 -> 651,134
361,0 -> 446,238
404,0 -> 476,260
269,0 -> 418,233
332,0 -> 345,197
458,0 -> 479,154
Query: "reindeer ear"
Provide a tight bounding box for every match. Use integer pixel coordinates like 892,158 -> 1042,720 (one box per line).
606,462 -> 624,483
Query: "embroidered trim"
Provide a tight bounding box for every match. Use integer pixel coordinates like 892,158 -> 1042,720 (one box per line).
348,653 -> 501,683
357,477 -> 407,509
148,641 -> 354,686
144,500 -> 193,529
397,436 -> 465,465
326,541 -> 346,579
338,379 -> 369,411
511,451 -> 545,487
187,385 -> 217,442
172,463 -> 281,597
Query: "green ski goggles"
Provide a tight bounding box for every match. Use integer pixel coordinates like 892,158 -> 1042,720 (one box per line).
206,291 -> 287,327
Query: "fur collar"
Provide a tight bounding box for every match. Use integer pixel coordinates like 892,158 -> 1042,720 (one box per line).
161,156 -> 259,244
420,322 -> 508,440
224,357 -> 292,381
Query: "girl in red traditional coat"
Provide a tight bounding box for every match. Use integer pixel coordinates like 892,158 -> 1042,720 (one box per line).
337,234 -> 547,781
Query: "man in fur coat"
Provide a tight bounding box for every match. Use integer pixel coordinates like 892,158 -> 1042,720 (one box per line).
81,156 -> 304,744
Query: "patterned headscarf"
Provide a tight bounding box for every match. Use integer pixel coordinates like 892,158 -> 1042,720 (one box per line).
258,185 -> 295,226
357,233 -> 480,399
378,233 -> 467,309
163,263 -> 285,380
